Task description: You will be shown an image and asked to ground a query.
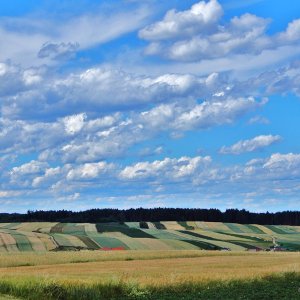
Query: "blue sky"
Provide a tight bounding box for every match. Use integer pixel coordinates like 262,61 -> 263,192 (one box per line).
1,0 -> 300,212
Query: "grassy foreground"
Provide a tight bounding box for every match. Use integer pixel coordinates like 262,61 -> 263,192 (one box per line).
0,273 -> 299,299
0,251 -> 299,299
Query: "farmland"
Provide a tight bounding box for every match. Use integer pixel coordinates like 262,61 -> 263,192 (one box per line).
0,221 -> 300,252
0,251 -> 299,299
0,221 -> 299,299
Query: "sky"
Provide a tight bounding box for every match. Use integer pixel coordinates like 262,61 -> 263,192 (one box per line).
1,0 -> 300,213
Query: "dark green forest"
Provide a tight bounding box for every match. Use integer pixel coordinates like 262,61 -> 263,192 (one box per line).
0,208 -> 299,225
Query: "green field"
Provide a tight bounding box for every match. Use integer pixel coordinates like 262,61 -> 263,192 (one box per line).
0,221 -> 299,252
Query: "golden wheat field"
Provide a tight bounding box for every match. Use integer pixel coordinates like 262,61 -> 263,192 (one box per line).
0,250 -> 299,285
0,251 -> 299,299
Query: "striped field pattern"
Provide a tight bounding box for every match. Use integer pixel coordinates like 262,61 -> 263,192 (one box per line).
0,221 -> 299,252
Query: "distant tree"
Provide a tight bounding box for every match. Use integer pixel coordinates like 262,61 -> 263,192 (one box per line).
0,207 -> 299,225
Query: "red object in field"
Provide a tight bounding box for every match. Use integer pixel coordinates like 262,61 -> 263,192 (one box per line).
100,247 -> 125,251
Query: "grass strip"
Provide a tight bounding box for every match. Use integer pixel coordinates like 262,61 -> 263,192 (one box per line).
62,225 -> 86,235
229,241 -> 258,250
177,222 -> 195,230
96,224 -> 156,239
178,230 -> 220,241
216,231 -> 265,242
0,272 -> 299,300
50,234 -> 74,248
224,223 -> 244,233
75,236 -> 100,250
264,225 -> 290,234
152,222 -> 166,229
50,224 -> 64,234
185,240 -> 223,250
9,233 -> 33,252
244,224 -> 265,234
87,235 -> 129,249
0,224 -> 21,230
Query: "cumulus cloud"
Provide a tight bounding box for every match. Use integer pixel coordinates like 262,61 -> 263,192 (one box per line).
220,135 -> 281,155
241,153 -> 300,187
0,63 -> 44,98
11,160 -> 48,176
66,162 -> 115,181
220,59 -> 300,98
165,13 -> 270,61
0,93 -> 265,165
139,0 -> 223,40
140,0 -> 300,62
263,153 -> 300,170
136,96 -> 265,134
119,156 -> 212,181
10,160 -> 49,188
5,61 -> 299,125
172,97 -> 263,131
1,67 -> 229,121
32,167 -> 62,188
59,96 -> 263,163
278,19 -> 300,42
4,151 -> 300,210
63,113 -> 86,135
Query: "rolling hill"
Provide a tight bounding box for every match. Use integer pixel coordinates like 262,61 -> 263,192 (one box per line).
0,221 -> 299,252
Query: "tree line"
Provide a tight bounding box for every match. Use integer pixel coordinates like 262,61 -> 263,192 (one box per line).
0,208 -> 299,225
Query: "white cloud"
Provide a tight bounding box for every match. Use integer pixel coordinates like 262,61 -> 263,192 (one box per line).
4,151 -> 300,208
32,167 -> 62,188
140,0 -> 300,62
279,19 -> 300,42
139,0 -> 223,40
0,191 -> 21,198
57,192 -> 80,202
4,60 -> 294,125
63,113 -> 86,135
0,63 -> 8,76
119,155 -> 211,180
11,160 -> 48,176
164,13 -> 270,61
239,153 -> 300,198
220,135 -> 281,155
0,93 -> 264,164
1,67 -> 228,121
263,153 -> 300,170
248,115 -> 270,125
9,160 -> 49,188
66,162 -> 115,180
172,96 -> 264,131
22,69 -> 43,86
